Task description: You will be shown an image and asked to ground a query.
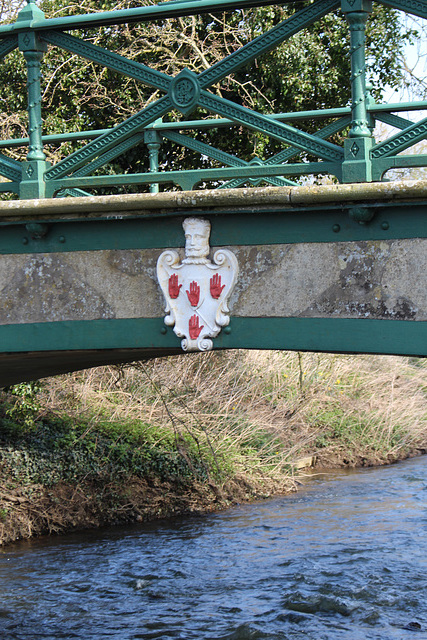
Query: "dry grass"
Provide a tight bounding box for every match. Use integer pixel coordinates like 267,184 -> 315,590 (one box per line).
39,351 -> 427,481
3,350 -> 427,545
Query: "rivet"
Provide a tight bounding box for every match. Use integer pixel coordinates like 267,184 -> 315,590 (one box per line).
224,326 -> 231,334
22,237 -> 29,245
59,236 -> 66,243
160,326 -> 167,334
332,224 -> 341,233
381,221 -> 389,230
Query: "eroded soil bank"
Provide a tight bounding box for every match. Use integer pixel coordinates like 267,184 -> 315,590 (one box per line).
2,448 -> 425,547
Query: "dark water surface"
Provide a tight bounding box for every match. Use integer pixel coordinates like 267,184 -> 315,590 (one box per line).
1,456 -> 427,639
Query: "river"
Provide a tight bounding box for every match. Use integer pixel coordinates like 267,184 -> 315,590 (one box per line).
0,456 -> 426,639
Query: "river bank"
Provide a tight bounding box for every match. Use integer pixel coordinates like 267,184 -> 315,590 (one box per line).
3,456 -> 426,640
1,351 -> 427,546
1,449 -> 425,547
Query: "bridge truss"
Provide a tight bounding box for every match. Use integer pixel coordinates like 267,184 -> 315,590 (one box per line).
0,0 -> 426,199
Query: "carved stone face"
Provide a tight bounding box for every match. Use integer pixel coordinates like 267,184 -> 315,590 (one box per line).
183,218 -> 210,260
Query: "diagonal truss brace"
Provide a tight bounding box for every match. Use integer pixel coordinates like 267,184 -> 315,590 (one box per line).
69,133 -> 146,179
377,0 -> 427,19
220,115 -> 351,188
163,130 -> 297,186
42,31 -> 170,92
45,96 -> 172,180
198,0 -> 339,88
375,112 -> 415,130
0,35 -> 18,60
199,91 -> 344,162
371,116 -> 427,158
0,154 -> 21,182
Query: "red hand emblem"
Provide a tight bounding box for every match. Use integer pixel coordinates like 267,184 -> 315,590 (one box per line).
168,273 -> 182,299
189,314 -> 204,339
186,280 -> 200,307
210,273 -> 225,299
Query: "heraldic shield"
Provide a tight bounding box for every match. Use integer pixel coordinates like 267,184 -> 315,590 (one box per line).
157,217 -> 239,352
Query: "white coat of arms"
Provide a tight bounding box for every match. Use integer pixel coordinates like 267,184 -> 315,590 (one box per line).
157,217 -> 238,351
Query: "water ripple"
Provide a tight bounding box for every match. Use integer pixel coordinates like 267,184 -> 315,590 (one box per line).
0,457 -> 426,640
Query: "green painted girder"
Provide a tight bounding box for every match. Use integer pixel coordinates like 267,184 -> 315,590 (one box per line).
376,112 -> 414,130
378,0 -> 427,19
198,91 -> 344,163
0,154 -> 21,182
69,133 -> 146,180
1,198 -> 425,254
371,116 -> 427,158
372,154 -> 427,180
45,96 -> 173,180
163,130 -> 297,187
0,0 -> 305,37
2,193 -> 427,365
0,34 -> 17,59
1,317 -> 426,359
219,116 -> 351,189
49,161 -> 339,194
41,0 -> 341,181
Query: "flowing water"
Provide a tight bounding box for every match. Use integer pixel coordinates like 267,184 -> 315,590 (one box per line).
1,456 -> 427,640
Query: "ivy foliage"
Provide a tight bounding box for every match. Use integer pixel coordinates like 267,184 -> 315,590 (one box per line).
4,381 -> 42,428
0,385 -> 211,486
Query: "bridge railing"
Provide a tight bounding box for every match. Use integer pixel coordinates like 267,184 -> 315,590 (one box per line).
0,0 -> 426,199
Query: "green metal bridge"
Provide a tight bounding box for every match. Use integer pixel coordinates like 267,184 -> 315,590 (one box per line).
0,0 -> 427,385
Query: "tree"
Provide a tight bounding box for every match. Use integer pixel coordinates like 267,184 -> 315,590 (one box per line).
0,0 -> 420,191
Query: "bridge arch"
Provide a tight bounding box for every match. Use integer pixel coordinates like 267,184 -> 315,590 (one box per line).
0,0 -> 426,384
0,182 -> 426,385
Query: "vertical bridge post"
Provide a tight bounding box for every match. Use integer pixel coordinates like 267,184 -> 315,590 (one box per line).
341,0 -> 373,183
144,126 -> 162,194
17,0 -> 50,199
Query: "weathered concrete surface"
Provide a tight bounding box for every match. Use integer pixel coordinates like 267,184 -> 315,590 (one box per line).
231,240 -> 427,321
0,250 -> 162,324
0,180 -> 426,221
0,239 -> 425,325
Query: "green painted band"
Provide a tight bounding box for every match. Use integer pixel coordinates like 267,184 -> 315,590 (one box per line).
0,316 -> 426,357
0,202 -> 426,255
217,317 -> 427,356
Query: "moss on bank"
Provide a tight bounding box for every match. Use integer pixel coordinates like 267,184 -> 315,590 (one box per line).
1,351 -> 427,546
